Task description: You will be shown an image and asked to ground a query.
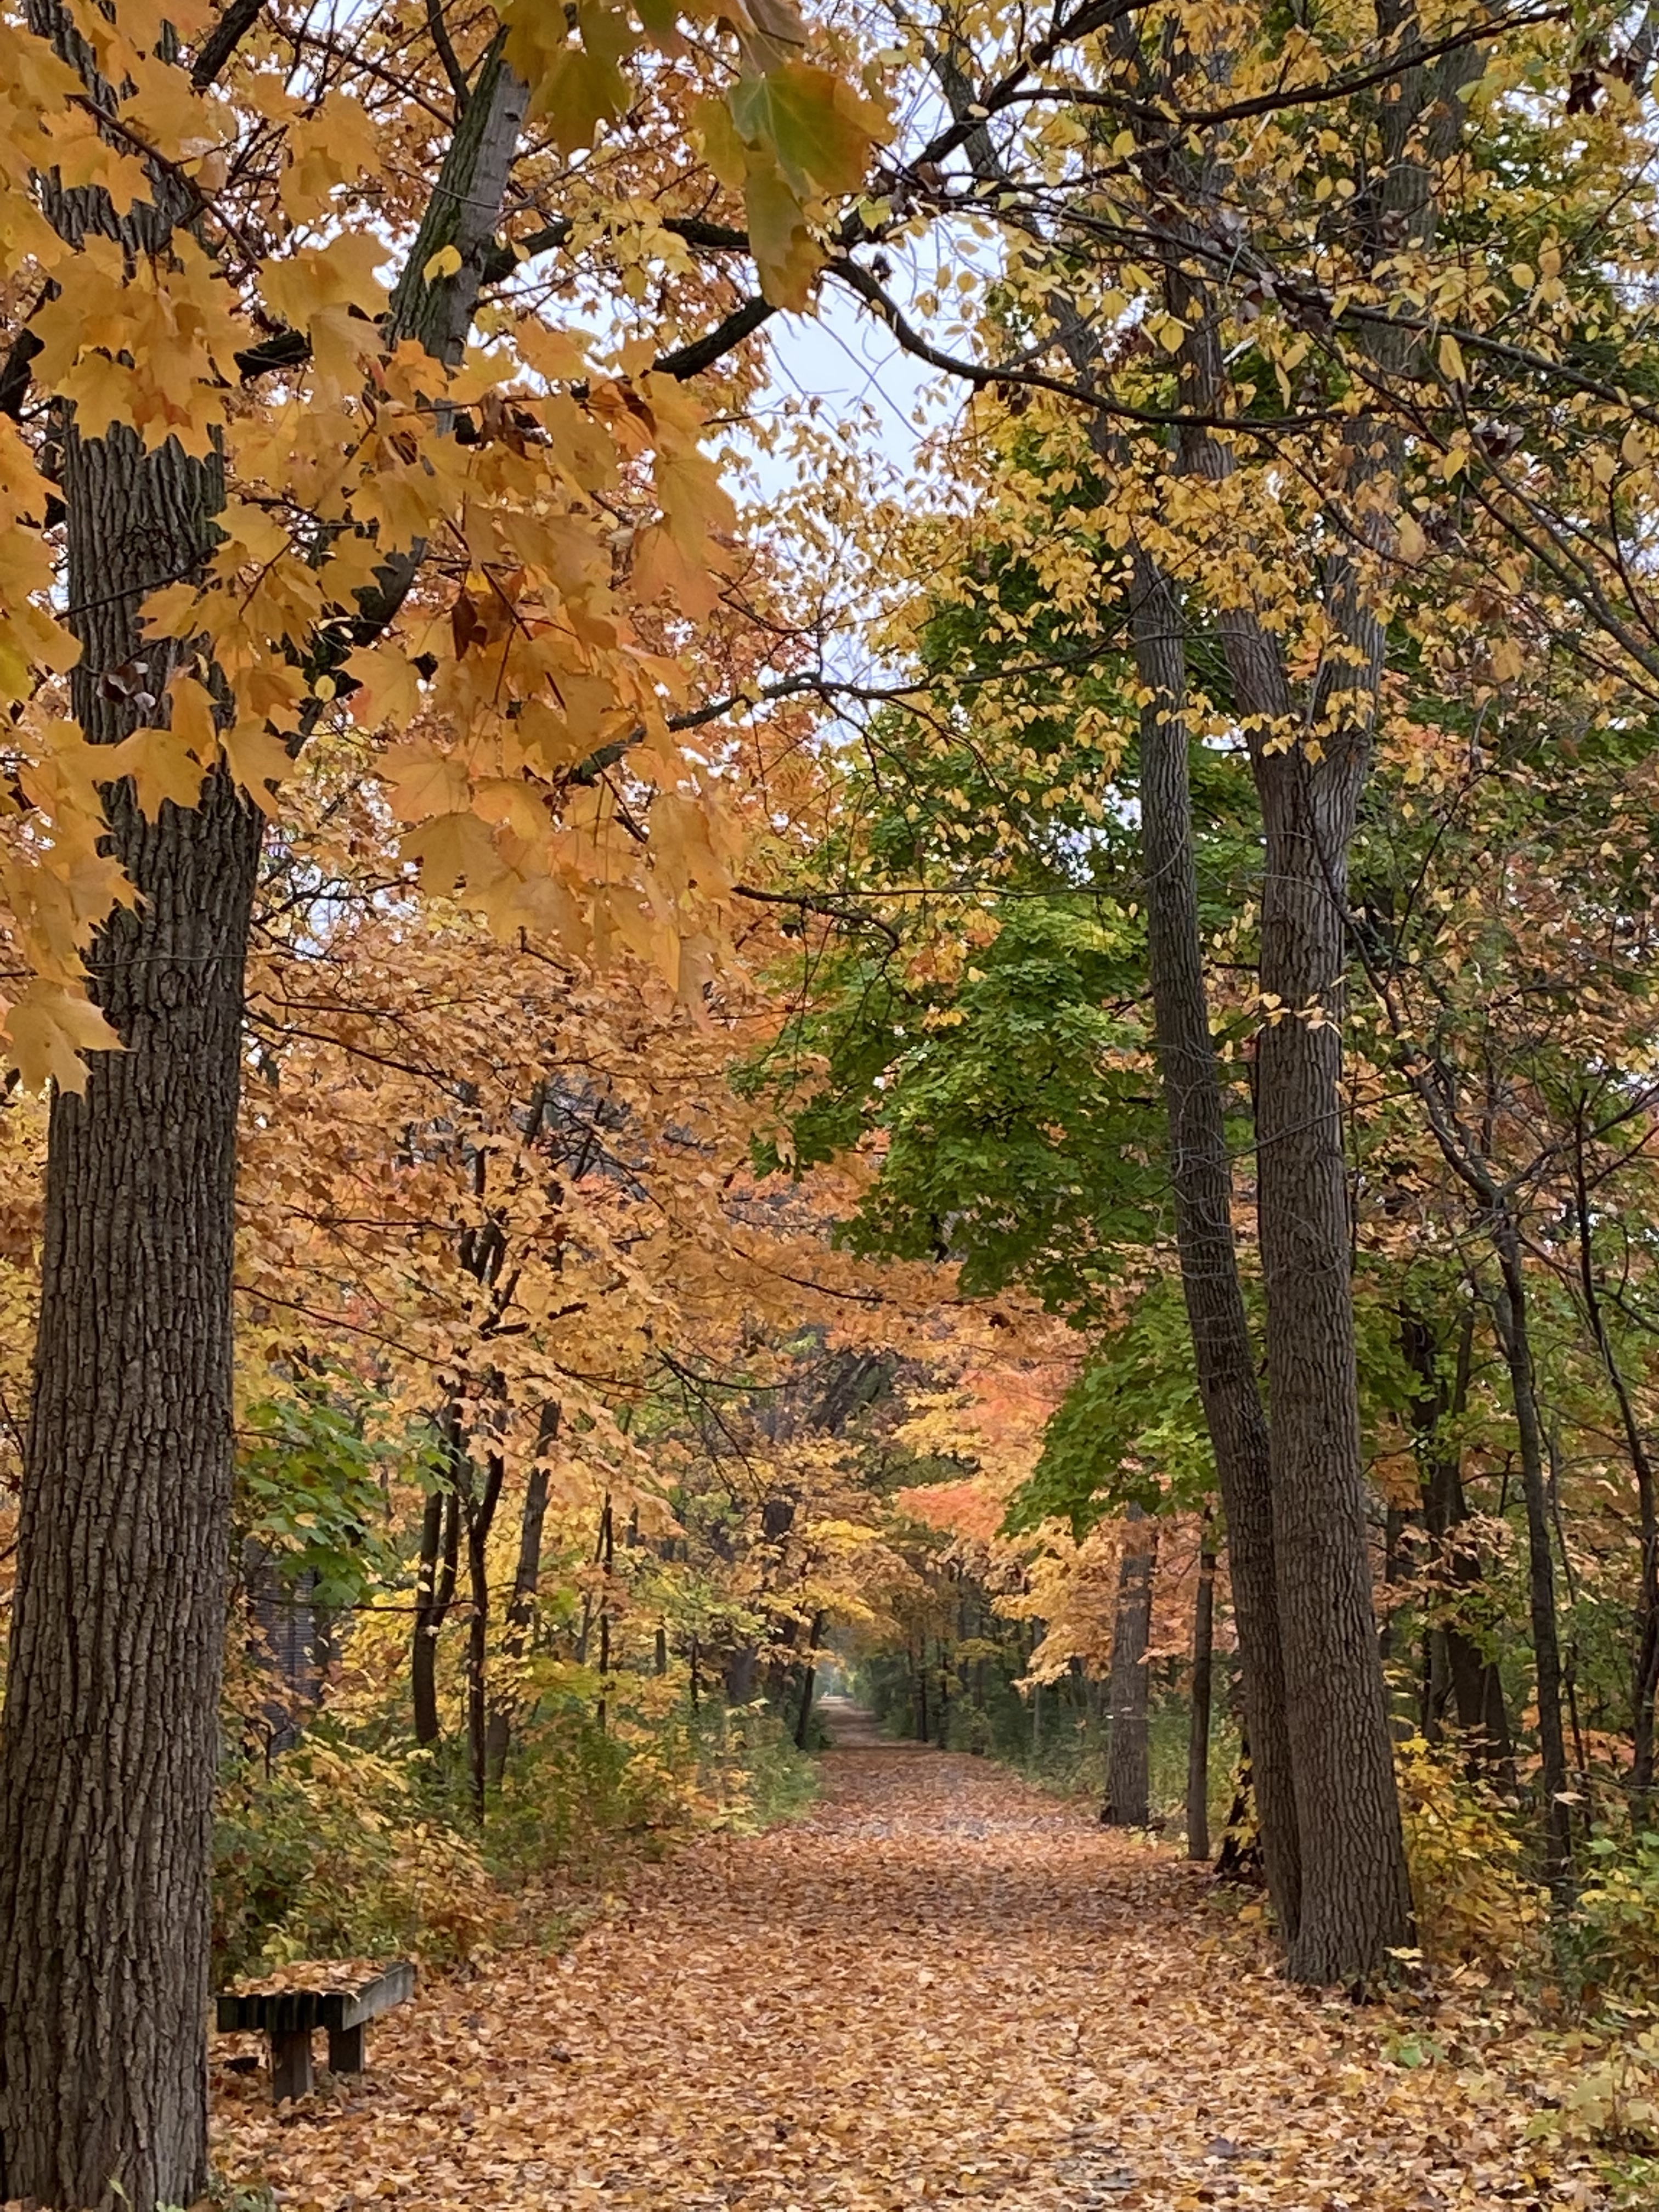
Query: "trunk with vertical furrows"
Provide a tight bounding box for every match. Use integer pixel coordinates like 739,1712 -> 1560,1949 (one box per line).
1132,549 -> 1302,1932
0,26 -> 534,2199
1104,1508 -> 1158,1826
1253,738 -> 1412,1984
0,424 -> 262,2211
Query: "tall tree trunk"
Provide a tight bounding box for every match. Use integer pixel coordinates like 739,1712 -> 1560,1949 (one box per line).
412,1465 -> 462,1746
1187,1525 -> 1217,1861
0,28 -> 533,2203
485,1460 -> 552,1783
1131,545 -> 1301,1933
1104,1509 -> 1158,1826
1252,729 -> 1413,1982
0,430 -> 261,2210
465,1452 -> 506,1821
1491,1220 -> 1573,1886
1243,2 -> 1483,1982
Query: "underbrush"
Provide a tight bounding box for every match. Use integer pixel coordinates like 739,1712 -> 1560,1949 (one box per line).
213,1735 -> 499,1981
212,1694 -> 817,1984
1394,1733 -> 1550,1978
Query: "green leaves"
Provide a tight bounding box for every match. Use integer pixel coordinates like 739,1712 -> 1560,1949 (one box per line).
237,1385 -> 416,1610
1008,1274 -> 1220,1536
729,63 -> 883,200
715,60 -> 887,308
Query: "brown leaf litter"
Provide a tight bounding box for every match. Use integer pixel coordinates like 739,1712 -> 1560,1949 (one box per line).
213,1743 -> 1612,2209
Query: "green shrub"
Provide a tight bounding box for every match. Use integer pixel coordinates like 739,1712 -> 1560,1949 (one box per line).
1573,1827 -> 1659,2004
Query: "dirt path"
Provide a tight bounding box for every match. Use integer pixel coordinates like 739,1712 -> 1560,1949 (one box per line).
815,1694 -> 915,1749
215,1751 -> 1605,2209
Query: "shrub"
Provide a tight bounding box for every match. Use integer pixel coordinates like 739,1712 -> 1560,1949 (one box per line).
1395,1733 -> 1549,1975
1572,1827 -> 1659,2004
213,1736 -> 498,1982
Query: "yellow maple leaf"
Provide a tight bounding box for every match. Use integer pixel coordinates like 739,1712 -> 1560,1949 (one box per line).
344,645 -> 425,731
106,678 -> 218,819
3,980 -> 121,1093
401,809 -> 503,894
57,349 -> 140,441
223,720 -> 295,816
381,743 -> 471,821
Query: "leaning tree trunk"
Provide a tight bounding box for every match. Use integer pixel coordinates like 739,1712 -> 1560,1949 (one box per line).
1104,1508 -> 1158,1826
1131,543 -> 1302,1934
0,421 -> 263,2210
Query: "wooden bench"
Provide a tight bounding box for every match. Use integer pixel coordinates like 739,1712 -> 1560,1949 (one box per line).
216,1960 -> 416,2102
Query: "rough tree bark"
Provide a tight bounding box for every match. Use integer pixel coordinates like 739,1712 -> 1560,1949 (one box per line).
1251,721 -> 1413,1982
1104,1508 -> 1158,1826
0,428 -> 262,2211
1234,5 -> 1490,1985
1129,538 -> 1302,1935
0,7 -> 263,2191
0,26 -> 535,2202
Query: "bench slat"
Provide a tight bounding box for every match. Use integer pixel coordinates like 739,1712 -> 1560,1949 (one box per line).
215,1960 -> 415,2036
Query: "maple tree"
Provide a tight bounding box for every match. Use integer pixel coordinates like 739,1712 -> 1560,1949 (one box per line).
0,0 -> 886,2194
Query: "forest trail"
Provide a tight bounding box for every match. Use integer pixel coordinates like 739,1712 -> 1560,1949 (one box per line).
815,1694 -> 916,1749
215,1753 -> 1604,2210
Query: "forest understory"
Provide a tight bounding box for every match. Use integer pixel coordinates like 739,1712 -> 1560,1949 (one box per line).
213,1728 -> 1616,2212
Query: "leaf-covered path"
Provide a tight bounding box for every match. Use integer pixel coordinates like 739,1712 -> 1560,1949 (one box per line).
216,1736 -> 1606,2210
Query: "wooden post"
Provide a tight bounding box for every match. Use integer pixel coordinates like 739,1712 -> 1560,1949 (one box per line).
269,2028 -> 313,2103
327,2022 -> 366,2074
